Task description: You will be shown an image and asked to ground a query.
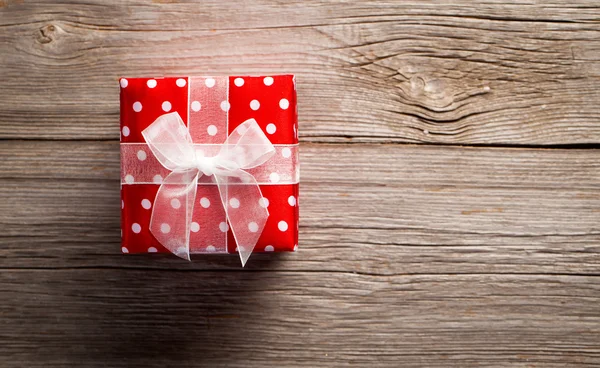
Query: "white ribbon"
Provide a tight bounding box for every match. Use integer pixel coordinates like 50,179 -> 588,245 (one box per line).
142,112 -> 275,266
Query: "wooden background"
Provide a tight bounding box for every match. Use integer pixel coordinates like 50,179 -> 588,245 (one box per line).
1,1 -> 599,367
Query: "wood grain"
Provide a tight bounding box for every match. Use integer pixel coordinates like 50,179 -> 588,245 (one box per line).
2,270 -> 599,367
1,141 -> 599,366
1,1 -> 600,367
0,0 -> 599,144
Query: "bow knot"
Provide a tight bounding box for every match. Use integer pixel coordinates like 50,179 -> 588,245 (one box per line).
142,112 -> 275,266
195,154 -> 217,177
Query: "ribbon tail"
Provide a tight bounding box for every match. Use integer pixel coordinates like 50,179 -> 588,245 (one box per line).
214,170 -> 269,267
149,170 -> 199,261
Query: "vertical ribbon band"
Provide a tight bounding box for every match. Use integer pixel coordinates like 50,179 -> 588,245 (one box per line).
142,112 -> 275,266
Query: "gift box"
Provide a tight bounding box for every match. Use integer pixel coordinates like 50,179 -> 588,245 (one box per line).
119,75 -> 299,264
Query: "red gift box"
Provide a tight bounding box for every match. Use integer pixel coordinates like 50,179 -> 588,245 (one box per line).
119,75 -> 299,262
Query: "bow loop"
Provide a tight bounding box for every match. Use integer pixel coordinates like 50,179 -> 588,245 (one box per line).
142,112 -> 275,266
142,112 -> 197,171
219,119 -> 276,170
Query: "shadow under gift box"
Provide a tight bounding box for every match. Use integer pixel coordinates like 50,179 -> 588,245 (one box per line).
119,75 -> 299,256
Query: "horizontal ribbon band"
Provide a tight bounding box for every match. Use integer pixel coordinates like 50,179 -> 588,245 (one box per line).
121,143 -> 299,185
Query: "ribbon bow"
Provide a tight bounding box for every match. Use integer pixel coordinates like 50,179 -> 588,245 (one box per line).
142,112 -> 275,266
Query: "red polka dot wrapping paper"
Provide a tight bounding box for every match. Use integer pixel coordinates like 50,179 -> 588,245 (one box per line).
119,75 -> 299,256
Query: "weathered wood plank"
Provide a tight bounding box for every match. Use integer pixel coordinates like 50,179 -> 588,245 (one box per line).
1,1 -> 599,144
1,1 -> 600,367
1,141 -> 598,276
3,140 -> 600,185
1,270 -> 599,367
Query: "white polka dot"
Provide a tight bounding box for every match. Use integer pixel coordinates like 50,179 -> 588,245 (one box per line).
281,147 -> 291,158
141,199 -> 152,209
263,76 -> 274,86
266,123 -> 276,134
191,222 -> 200,232
147,79 -> 157,88
236,125 -> 248,135
259,197 -> 269,208
191,100 -> 201,112
160,223 -> 171,234
121,200 -> 124,209
269,172 -> 280,183
219,222 -> 229,232
132,223 -> 141,233
248,221 -> 259,232
278,220 -> 288,232
153,175 -> 163,184
207,125 -> 218,136
206,245 -> 216,252
148,247 -> 158,253
124,174 -> 134,184
133,101 -> 142,112
234,77 -> 244,87
162,101 -> 172,112
121,246 -> 129,253
265,245 -> 274,252
279,98 -> 289,110
229,198 -> 240,208
250,99 -> 260,110
200,197 -> 210,208
176,78 -> 187,87
293,244 -> 298,252
137,150 -> 146,161
288,195 -> 296,206
122,126 -> 130,137
205,78 -> 216,88
120,79 -> 128,88
220,101 -> 230,112
170,198 -> 181,209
